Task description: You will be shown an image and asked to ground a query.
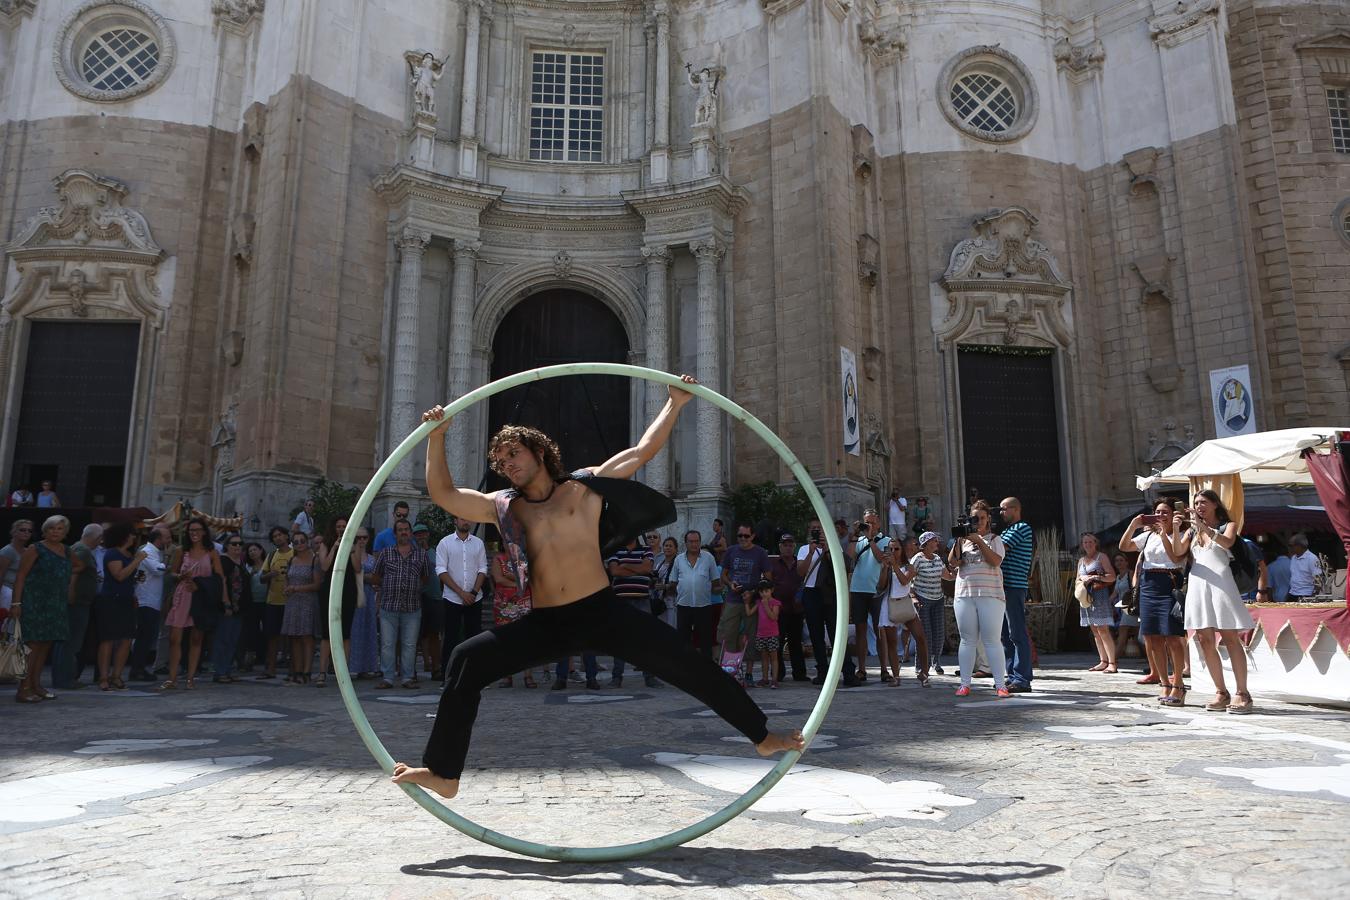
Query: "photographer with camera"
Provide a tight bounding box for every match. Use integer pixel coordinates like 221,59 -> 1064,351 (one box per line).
797,518 -> 860,687
947,501 -> 1009,698
1119,499 -> 1188,705
848,509 -> 891,681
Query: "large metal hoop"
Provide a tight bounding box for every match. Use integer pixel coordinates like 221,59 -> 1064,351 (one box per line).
329,363 -> 850,862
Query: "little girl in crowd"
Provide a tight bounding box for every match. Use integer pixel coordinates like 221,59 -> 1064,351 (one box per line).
745,579 -> 781,688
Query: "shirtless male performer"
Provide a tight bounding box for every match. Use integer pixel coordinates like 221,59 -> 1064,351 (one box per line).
392,375 -> 806,799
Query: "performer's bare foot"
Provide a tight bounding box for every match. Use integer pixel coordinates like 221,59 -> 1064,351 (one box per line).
391,762 -> 459,799
755,730 -> 806,756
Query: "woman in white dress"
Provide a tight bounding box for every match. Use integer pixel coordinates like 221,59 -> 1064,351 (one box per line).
1167,490 -> 1255,714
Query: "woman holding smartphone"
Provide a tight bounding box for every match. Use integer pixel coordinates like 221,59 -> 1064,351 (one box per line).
1119,499 -> 1188,705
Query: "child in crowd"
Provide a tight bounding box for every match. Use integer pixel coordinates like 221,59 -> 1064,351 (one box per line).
745,579 -> 782,688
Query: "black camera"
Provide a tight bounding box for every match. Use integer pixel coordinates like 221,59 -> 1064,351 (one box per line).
810,527 -> 822,543
951,517 -> 974,539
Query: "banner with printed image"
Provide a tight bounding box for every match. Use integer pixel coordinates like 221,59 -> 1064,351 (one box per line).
841,347 -> 860,456
1209,364 -> 1257,437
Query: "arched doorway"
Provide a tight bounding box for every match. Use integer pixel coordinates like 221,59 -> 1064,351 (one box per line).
487,290 -> 630,488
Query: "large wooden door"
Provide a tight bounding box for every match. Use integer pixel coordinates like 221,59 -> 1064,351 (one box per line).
957,345 -> 1064,533
487,291 -> 629,488
10,321 -> 140,506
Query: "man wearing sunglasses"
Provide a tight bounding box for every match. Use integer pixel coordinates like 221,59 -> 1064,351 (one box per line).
717,523 -> 770,656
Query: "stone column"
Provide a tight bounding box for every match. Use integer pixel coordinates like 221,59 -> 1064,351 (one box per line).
447,239 -> 480,479
642,243 -> 673,493
691,239 -> 724,495
650,2 -> 671,183
457,0 -> 483,178
392,227 -> 431,484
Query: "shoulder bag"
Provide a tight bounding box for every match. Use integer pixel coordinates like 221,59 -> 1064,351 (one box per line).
0,618 -> 27,682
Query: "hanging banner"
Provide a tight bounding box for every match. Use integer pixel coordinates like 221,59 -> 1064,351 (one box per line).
1209,364 -> 1257,437
841,346 -> 860,456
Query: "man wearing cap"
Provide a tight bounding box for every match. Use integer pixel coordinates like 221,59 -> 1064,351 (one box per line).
768,532 -> 807,682
1287,534 -> 1320,602
413,524 -> 444,681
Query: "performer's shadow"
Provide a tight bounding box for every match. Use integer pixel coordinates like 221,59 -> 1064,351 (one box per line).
401,847 -> 1062,887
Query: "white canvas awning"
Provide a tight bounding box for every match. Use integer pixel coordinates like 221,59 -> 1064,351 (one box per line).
1136,428 -> 1348,491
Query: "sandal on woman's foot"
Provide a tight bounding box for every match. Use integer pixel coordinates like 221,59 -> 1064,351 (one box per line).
314,674 -> 327,687
158,681 -> 178,691
1088,662 -> 1108,672
99,680 -> 112,692
1228,691 -> 1254,715
1205,690 -> 1231,712
1103,665 -> 1119,674
16,687 -> 43,703
498,677 -> 512,688
886,676 -> 899,686
523,675 -> 537,688
184,678 -> 196,690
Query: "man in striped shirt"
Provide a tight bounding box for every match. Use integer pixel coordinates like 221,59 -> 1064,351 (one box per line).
997,497 -> 1035,693
607,537 -> 656,688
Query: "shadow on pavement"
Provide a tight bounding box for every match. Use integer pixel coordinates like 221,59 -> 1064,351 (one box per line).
401,846 -> 1063,887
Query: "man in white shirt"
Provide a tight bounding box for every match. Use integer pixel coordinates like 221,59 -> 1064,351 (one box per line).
1287,534 -> 1320,601
435,515 -> 487,676
129,525 -> 171,681
292,499 -> 317,537
887,490 -> 908,541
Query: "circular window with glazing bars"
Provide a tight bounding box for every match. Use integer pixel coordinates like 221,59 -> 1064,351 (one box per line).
1335,198 -> 1350,247
54,1 -> 175,102
938,46 -> 1038,144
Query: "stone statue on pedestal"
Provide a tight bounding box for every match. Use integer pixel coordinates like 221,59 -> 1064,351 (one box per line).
685,64 -> 722,129
408,51 -> 444,116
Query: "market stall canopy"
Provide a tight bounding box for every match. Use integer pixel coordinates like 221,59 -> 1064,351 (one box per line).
1136,428 -> 1348,490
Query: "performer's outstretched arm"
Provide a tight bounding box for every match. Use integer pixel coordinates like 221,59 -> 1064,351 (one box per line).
422,406 -> 497,523
591,374 -> 697,480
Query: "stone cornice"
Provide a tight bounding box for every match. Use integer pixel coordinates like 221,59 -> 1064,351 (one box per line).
482,196 -> 641,232
373,165 -> 505,213
505,0 -> 642,14
1148,0 -> 1220,48
761,0 -> 806,18
621,176 -> 749,219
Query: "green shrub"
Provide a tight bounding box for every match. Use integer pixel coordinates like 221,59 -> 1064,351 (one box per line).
728,481 -> 814,543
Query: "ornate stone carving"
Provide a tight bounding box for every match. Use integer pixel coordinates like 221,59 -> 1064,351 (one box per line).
8,169 -> 163,264
686,64 -> 722,131
859,13 -> 905,65
396,226 -> 431,252
66,268 -> 89,317
1053,37 -> 1104,77
1123,146 -> 1161,195
211,0 -> 264,29
406,50 -> 445,117
863,413 -> 892,492
1144,421 -> 1195,471
0,0 -> 37,25
938,207 -> 1073,349
1148,0 -> 1220,48
551,250 -> 573,278
232,212 -> 255,269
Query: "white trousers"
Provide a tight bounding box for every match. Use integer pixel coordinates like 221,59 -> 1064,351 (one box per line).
955,595 -> 1007,686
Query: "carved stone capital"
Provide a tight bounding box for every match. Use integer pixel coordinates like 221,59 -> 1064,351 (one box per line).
0,0 -> 37,26
642,243 -> 673,266
1053,37 -> 1104,78
453,238 -> 482,260
211,0 -> 264,30
1148,0 -> 1220,48
396,227 -> 431,253
760,0 -> 805,18
859,16 -> 906,66
690,239 -> 725,263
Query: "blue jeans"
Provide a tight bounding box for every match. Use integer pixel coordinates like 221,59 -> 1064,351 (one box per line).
1001,586 -> 1033,686
380,608 -> 422,682
211,614 -> 242,678
53,604 -> 92,688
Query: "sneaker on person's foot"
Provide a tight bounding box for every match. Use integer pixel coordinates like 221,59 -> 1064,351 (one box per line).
609,676 -> 622,688
811,674 -> 826,686
934,665 -> 945,675
644,675 -> 660,688
996,687 -> 1012,698
1006,683 -> 1031,693
551,678 -> 566,691
586,678 -> 601,690
568,671 -> 586,684
955,685 -> 971,697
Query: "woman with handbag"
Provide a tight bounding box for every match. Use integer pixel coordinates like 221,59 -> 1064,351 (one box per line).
10,516 -> 72,702
911,531 -> 953,676
1120,499 -> 1189,705
947,501 -> 1009,698
1167,490 -> 1255,714
95,523 -> 146,691
1076,532 -> 1118,673
0,519 -> 35,627
879,540 -> 929,686
160,519 -> 223,690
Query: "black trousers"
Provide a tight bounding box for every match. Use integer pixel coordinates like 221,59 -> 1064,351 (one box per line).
424,588 -> 770,779
440,599 -> 483,674
802,586 -> 856,679
130,606 -> 161,673
676,604 -> 717,660
776,607 -> 807,681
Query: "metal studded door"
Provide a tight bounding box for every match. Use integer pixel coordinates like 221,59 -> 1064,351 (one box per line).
10,321 -> 140,506
956,345 -> 1065,533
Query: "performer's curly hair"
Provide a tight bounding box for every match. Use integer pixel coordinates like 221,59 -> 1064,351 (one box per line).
488,424 -> 567,482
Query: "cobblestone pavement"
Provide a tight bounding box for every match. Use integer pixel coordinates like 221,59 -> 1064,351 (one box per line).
4,652 -> 1349,898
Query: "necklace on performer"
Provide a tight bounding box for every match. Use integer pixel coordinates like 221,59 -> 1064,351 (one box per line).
523,482 -> 558,504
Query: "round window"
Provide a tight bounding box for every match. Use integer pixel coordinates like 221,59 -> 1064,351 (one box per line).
1335,198 -> 1350,247
938,47 -> 1038,144
54,1 -> 175,102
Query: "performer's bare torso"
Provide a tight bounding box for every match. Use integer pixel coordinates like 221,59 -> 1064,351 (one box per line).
505,479 -> 610,607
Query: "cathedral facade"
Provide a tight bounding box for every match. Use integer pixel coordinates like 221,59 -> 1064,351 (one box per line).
1,0 -> 1347,534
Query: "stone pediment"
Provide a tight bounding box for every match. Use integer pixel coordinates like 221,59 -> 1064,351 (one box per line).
8,169 -> 162,264
1295,31 -> 1350,75
1294,31 -> 1350,53
940,207 -> 1069,294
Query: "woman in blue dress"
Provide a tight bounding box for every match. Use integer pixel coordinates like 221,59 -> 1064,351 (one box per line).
1077,532 -> 1118,674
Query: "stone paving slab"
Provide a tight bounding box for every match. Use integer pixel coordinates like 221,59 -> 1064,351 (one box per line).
2,654 -> 1348,898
